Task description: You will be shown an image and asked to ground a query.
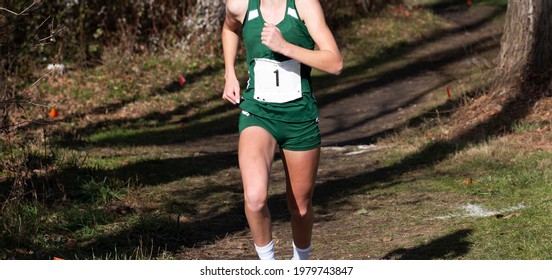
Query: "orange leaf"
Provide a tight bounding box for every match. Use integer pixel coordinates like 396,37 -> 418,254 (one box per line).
462,178 -> 473,185
49,107 -> 58,118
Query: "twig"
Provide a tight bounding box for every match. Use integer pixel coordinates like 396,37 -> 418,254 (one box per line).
0,120 -> 46,132
0,2 -> 38,16
38,26 -> 67,44
430,108 -> 458,114
20,69 -> 55,97
25,100 -> 50,108
33,15 -> 52,42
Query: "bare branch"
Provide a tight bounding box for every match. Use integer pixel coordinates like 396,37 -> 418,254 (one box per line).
20,69 -> 56,98
0,1 -> 38,16
38,26 -> 68,44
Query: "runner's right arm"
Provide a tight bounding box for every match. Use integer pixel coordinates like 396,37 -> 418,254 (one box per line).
222,0 -> 247,105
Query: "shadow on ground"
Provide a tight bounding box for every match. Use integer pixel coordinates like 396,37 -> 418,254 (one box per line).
382,229 -> 473,260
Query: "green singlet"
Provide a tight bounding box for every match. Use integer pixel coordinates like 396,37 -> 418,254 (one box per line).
240,0 -> 318,122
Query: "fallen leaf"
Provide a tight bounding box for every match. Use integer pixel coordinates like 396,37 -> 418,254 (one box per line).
178,75 -> 186,86
462,178 -> 473,185
49,107 -> 58,118
496,212 -> 521,219
356,208 -> 368,215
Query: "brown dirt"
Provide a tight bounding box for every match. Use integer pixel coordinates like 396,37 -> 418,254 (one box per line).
173,4 -> 509,260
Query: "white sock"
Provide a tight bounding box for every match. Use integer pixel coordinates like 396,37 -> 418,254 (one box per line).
255,240 -> 275,260
292,242 -> 312,260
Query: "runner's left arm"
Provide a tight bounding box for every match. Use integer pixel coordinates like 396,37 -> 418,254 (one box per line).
260,0 -> 343,75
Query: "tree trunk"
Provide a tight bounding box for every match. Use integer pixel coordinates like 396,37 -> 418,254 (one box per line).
449,0 -> 551,140
495,0 -> 552,94
179,0 -> 225,52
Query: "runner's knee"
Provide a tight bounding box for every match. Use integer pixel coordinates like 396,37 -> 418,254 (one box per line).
244,192 -> 268,213
288,199 -> 312,218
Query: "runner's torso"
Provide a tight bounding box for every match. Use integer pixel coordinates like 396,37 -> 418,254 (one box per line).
241,0 -> 318,122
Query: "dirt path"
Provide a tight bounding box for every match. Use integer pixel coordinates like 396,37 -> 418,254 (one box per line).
175,4 -> 505,260
319,4 -> 503,146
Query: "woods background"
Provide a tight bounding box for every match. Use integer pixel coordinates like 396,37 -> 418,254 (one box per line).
1,0 -> 400,131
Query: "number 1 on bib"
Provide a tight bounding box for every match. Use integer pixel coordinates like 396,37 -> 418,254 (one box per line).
274,69 -> 280,87
253,58 -> 302,103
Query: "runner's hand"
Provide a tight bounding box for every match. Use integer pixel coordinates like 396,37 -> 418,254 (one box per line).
261,23 -> 288,54
223,77 -> 241,105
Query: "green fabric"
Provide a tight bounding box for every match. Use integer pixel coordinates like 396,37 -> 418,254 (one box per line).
239,111 -> 321,151
240,0 -> 318,122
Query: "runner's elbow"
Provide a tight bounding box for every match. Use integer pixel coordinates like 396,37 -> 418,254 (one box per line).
330,57 -> 344,75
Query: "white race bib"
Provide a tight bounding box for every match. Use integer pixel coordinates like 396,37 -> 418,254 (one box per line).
253,58 -> 302,103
